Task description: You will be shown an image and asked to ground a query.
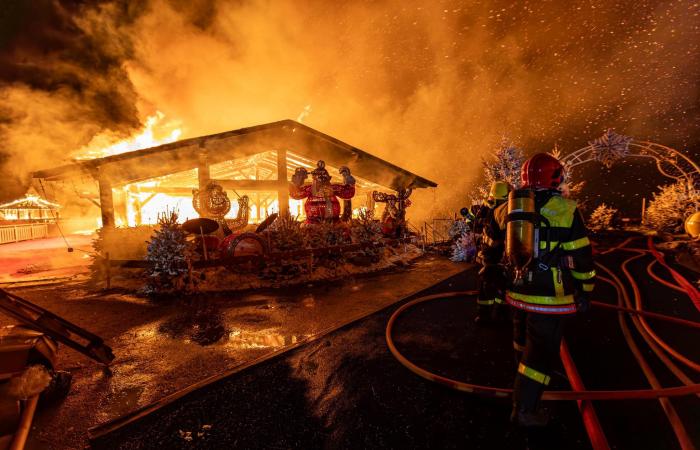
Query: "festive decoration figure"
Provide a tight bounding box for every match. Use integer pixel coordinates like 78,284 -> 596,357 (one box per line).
588,129 -> 632,168
226,195 -> 250,232
193,183 -> 250,235
372,188 -> 412,237
289,160 -> 355,224
193,182 -> 231,219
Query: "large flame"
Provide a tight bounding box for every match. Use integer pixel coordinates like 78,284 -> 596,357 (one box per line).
74,111 -> 182,160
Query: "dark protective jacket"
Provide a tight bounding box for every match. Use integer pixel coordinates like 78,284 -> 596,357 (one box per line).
482,190 -> 595,314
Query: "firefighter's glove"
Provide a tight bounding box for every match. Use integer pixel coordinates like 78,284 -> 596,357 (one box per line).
574,291 -> 590,313
479,264 -> 504,285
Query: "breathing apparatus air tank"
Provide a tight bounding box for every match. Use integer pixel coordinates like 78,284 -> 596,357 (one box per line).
505,189 -> 537,284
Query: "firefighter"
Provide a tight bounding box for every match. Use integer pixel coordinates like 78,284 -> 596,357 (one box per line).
482,153 -> 595,426
475,181 -> 511,323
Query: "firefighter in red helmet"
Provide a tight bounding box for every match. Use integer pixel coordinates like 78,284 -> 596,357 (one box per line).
482,152 -> 595,426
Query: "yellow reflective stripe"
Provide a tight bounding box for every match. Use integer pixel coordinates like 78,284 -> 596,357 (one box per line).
518,363 -> 551,385
552,268 -> 564,298
571,269 -> 596,280
494,297 -> 504,304
477,299 -> 494,305
513,341 -> 526,352
507,290 -> 574,305
539,241 -> 559,250
562,236 -> 590,251
582,283 -> 595,292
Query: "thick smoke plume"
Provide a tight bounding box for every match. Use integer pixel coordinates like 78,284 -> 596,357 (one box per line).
1,0 -> 699,217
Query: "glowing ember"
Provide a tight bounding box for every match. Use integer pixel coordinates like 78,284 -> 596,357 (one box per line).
74,111 -> 182,160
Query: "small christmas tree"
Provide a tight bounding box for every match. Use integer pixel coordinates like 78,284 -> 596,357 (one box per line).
144,210 -> 195,294
450,230 -> 477,262
473,137 -> 525,202
646,181 -> 700,233
588,203 -> 618,231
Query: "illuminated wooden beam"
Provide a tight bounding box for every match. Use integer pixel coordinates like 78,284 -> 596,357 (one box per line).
210,179 -> 284,191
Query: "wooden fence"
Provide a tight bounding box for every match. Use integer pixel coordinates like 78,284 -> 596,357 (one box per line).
0,223 -> 49,245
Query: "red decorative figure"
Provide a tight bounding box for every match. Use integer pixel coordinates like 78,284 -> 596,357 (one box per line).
289,160 -> 355,224
372,188 -> 412,237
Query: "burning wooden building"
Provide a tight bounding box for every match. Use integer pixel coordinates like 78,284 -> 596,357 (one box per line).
31,120 -> 436,229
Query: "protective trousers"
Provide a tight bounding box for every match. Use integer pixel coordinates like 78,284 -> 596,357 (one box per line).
476,270 -> 505,320
512,310 -> 567,413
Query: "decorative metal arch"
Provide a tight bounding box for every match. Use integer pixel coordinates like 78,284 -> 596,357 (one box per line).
560,129 -> 700,189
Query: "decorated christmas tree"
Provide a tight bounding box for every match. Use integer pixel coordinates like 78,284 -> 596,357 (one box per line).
144,210 -> 195,294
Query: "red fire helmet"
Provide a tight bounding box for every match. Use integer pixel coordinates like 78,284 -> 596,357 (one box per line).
520,153 -> 565,189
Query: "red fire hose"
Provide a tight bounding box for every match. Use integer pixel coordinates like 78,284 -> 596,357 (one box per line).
385,291 -> 700,401
560,339 -> 610,450
647,236 -> 700,312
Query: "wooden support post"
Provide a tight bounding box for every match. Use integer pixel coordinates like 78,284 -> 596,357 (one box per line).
98,172 -> 115,229
277,148 -> 289,216
114,188 -> 128,226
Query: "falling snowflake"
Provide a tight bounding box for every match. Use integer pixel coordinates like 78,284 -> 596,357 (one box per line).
588,129 -> 633,168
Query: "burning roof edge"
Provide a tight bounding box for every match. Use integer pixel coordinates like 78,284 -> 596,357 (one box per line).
32,120 -> 438,190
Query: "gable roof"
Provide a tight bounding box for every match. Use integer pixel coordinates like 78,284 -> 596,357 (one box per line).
32,120 -> 437,191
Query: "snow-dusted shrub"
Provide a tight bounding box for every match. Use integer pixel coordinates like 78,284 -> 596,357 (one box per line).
646,182 -> 700,233
349,208 -> 383,260
259,214 -> 307,281
588,203 -> 618,231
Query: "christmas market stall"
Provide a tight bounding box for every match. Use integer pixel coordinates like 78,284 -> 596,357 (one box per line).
31,120 -> 437,292
0,194 -> 60,244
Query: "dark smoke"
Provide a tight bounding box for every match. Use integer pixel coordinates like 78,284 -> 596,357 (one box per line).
0,0 -> 144,199
0,0 -> 699,218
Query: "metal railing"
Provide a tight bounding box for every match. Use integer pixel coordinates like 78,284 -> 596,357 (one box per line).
0,223 -> 49,245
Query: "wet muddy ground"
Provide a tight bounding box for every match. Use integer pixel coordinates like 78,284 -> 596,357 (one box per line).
0,256 -> 465,450
91,235 -> 700,450
92,270 -> 590,450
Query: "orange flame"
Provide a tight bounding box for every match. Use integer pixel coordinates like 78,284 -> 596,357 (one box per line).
74,111 -> 182,160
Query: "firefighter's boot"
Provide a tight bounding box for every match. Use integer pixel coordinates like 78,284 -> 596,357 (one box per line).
511,375 -> 549,427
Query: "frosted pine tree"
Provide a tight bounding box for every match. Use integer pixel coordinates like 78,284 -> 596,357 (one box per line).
473,137 -> 525,202
144,210 -> 194,294
450,230 -> 477,262
588,203 -> 618,231
646,182 -> 700,233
